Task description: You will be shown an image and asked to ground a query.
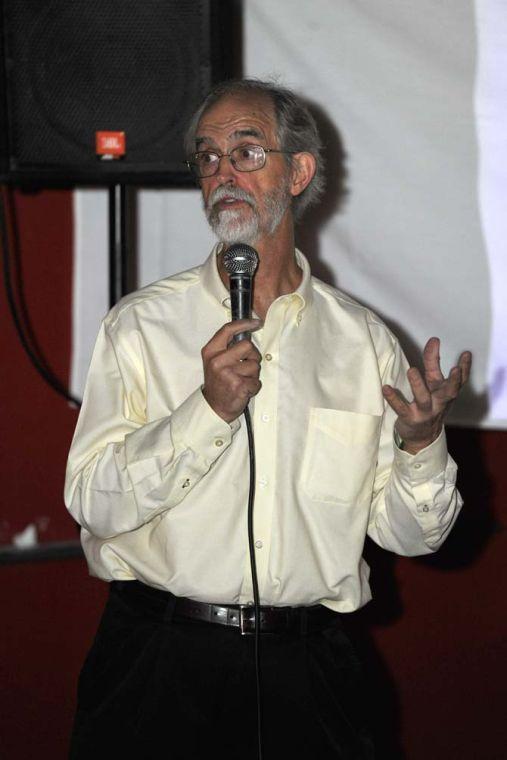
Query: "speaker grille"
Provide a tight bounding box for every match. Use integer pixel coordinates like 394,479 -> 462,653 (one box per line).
1,0 -> 231,184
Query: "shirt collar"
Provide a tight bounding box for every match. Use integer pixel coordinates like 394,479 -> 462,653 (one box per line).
199,243 -> 313,322
200,243 -> 230,308
292,248 -> 313,321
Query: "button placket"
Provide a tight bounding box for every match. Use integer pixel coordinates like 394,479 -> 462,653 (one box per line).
259,344 -> 274,428
239,315 -> 281,605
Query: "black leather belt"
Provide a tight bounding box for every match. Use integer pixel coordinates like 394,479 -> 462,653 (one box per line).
174,598 -> 338,635
112,581 -> 339,636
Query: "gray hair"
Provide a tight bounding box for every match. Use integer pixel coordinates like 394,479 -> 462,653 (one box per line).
184,78 -> 325,220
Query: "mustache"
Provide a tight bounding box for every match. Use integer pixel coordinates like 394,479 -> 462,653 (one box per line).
206,185 -> 256,213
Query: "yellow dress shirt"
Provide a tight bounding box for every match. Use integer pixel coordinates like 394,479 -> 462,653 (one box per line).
65,246 -> 462,612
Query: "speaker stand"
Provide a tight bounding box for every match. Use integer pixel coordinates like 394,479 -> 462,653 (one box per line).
108,184 -> 129,308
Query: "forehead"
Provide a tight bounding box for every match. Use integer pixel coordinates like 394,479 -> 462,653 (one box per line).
195,93 -> 278,148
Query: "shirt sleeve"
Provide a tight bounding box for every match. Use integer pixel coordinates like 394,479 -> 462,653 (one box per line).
64,320 -> 239,540
367,334 -> 462,555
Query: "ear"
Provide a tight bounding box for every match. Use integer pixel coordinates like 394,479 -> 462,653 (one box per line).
289,152 -> 316,198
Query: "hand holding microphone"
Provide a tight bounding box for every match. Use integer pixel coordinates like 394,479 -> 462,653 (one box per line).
201,244 -> 262,423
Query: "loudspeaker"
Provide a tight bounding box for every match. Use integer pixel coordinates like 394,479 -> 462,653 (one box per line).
0,0 -> 235,187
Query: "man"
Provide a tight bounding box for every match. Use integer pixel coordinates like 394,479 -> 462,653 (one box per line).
65,79 -> 471,759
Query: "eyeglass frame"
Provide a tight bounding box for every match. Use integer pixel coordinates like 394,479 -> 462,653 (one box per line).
185,143 -> 297,179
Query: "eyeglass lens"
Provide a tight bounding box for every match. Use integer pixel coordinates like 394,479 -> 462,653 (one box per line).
191,145 -> 266,177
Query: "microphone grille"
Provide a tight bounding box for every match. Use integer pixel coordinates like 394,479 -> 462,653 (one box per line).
223,244 -> 259,276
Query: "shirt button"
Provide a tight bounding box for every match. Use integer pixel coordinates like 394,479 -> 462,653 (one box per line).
259,477 -> 268,487
422,505 -> 430,513
414,463 -> 422,469
255,540 -> 263,549
215,438 -> 224,447
182,478 -> 190,489
261,413 -> 270,422
264,353 -> 273,361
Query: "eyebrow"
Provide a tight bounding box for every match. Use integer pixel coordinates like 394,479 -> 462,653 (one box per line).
195,127 -> 266,150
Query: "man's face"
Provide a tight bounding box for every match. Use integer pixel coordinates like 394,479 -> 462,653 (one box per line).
194,93 -> 294,245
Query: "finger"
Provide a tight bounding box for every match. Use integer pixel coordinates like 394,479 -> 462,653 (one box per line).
204,319 -> 263,353
204,339 -> 261,376
228,339 -> 262,363
431,365 -> 464,404
234,377 -> 262,402
423,337 -> 444,383
245,378 -> 262,398
235,358 -> 262,378
457,350 -> 472,385
203,335 -> 261,370
442,366 -> 462,399
230,319 -> 263,338
382,385 -> 411,417
406,367 -> 432,410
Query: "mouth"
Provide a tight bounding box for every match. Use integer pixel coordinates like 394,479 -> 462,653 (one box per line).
215,197 -> 250,211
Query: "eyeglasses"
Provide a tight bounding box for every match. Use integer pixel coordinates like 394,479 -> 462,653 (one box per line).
186,144 -> 294,179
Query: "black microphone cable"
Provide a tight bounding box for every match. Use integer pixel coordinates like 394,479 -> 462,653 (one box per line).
244,403 -> 263,760
0,186 -> 81,406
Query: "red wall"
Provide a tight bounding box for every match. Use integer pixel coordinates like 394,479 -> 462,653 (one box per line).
1,189 -> 79,545
1,189 -> 506,759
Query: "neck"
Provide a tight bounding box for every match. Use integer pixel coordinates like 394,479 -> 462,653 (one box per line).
218,212 -> 302,321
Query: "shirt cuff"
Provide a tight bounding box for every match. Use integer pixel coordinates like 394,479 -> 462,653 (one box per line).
393,427 -> 448,483
170,387 -> 240,464
390,427 -> 458,537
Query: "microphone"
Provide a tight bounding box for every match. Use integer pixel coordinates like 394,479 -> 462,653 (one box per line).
223,243 -> 259,343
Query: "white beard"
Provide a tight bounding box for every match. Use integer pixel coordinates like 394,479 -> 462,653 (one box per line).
210,206 -> 261,245
205,180 -> 292,245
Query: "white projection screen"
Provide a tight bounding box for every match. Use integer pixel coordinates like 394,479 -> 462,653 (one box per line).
72,0 -> 507,429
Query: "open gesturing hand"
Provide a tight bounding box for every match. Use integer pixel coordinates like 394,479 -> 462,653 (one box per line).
382,337 -> 472,455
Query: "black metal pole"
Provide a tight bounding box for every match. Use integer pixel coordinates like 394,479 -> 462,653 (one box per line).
108,184 -> 128,308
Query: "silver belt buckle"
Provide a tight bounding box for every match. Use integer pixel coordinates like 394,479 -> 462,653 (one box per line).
239,605 -> 253,635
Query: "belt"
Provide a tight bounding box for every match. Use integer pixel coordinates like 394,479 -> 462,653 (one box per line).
113,581 -> 339,636
175,598 -> 338,635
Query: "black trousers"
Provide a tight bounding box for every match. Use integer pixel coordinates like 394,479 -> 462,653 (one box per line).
70,581 -> 374,759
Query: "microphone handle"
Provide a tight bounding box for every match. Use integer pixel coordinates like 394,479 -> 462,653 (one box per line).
229,274 -> 254,344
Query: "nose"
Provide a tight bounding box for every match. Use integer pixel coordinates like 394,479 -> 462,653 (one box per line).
215,153 -> 237,184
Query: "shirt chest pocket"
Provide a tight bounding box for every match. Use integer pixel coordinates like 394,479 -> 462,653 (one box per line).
300,407 -> 382,504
